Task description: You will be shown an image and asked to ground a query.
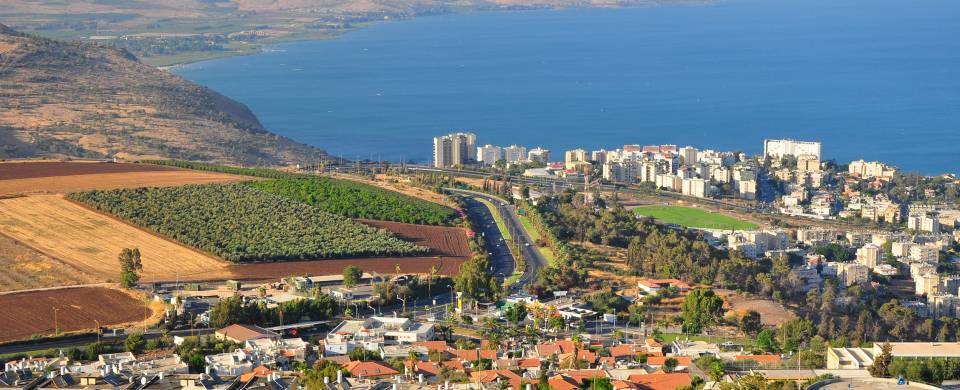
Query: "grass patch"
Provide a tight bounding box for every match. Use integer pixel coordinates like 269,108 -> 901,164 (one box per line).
517,213 -> 555,263
477,198 -> 511,240
505,273 -> 522,285
633,205 -> 758,230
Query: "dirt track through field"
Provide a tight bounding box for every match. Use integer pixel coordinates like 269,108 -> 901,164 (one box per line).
0,287 -> 151,343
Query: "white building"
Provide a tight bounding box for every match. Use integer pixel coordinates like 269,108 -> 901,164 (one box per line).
503,145 -> 527,163
908,212 -> 941,234
476,144 -> 503,165
324,316 -> 435,356
763,139 -> 822,159
681,178 -> 708,198
433,132 -> 476,168
910,244 -> 940,263
849,160 -> 897,179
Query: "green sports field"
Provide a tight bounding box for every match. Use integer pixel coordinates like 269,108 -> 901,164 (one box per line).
633,205 -> 758,231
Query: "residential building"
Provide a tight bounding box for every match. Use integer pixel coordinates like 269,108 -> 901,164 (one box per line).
764,139 -> 822,159
681,178 -> 708,198
833,263 -> 870,286
215,324 -> 279,344
528,147 -> 551,163
797,228 -> 837,246
564,149 -> 588,164
503,145 -> 527,163
849,160 -> 897,179
856,243 -> 882,269
590,150 -> 609,164
324,317 -> 435,355
432,132 -> 476,168
908,212 -> 941,234
910,244 -> 940,263
476,144 -> 503,165
797,154 -> 821,172
678,146 -> 698,165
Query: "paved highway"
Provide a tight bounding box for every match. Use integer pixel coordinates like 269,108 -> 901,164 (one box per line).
446,188 -> 548,289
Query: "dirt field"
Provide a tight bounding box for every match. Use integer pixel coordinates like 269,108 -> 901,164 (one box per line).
0,287 -> 152,343
225,256 -> 466,280
720,290 -> 797,327
0,161 -> 246,195
0,195 -> 227,286
335,173 -> 457,208
360,219 -> 472,258
0,234 -> 99,292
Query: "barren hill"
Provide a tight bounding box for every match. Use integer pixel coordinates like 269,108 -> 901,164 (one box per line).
0,24 -> 323,165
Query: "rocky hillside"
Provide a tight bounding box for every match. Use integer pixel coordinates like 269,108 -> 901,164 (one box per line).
0,24 -> 323,165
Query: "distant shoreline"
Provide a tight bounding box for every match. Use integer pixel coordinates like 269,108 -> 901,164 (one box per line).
154,1 -> 710,69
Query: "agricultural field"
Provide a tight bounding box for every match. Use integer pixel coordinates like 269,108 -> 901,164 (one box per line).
0,195 -> 226,285
225,257 -> 467,280
68,184 -> 429,262
0,161 -> 244,195
0,234 -> 99,292
632,205 -> 759,230
359,220 -> 471,258
250,178 -> 459,225
0,287 -> 154,343
144,160 -> 459,225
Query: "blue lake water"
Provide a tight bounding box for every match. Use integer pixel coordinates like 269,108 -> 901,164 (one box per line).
176,0 -> 960,174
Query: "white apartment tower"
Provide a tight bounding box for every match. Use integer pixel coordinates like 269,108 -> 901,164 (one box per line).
433,132 -> 477,168
476,144 -> 503,165
503,145 -> 527,163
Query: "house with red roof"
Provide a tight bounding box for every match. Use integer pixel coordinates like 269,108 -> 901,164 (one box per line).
470,369 -> 523,390
627,372 -> 692,390
736,354 -> 782,366
645,356 -> 692,372
342,361 -> 399,378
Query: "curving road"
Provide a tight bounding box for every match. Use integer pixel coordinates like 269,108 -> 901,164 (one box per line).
446,188 -> 548,289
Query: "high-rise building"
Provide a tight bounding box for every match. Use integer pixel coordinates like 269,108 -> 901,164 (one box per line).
679,146 -> 698,165
503,145 -> 527,163
432,132 -> 476,168
564,149 -> 588,164
591,150 -> 609,164
476,144 -> 503,165
681,178 -> 708,198
528,147 -> 551,163
856,243 -> 882,269
764,139 -> 822,159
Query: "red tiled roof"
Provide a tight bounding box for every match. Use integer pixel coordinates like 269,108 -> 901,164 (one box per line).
564,370 -> 608,384
450,349 -> 497,361
609,344 -> 641,358
627,373 -> 692,390
519,358 -> 542,369
471,370 -> 522,389
215,324 -> 279,343
735,354 -> 782,364
239,365 -> 273,382
343,361 -> 399,378
405,361 -> 441,377
548,375 -> 581,390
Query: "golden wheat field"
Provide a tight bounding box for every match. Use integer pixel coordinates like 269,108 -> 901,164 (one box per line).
0,195 -> 228,286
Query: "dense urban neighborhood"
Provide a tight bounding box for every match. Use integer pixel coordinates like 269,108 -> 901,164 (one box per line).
1,133 -> 959,390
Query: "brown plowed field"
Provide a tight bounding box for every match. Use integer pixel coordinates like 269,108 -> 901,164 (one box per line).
224,256 -> 466,281
0,161 -> 245,195
360,219 -> 471,258
0,161 -> 176,180
0,287 -> 151,343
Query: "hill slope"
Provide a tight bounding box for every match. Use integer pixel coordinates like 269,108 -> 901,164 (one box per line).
0,24 -> 323,165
